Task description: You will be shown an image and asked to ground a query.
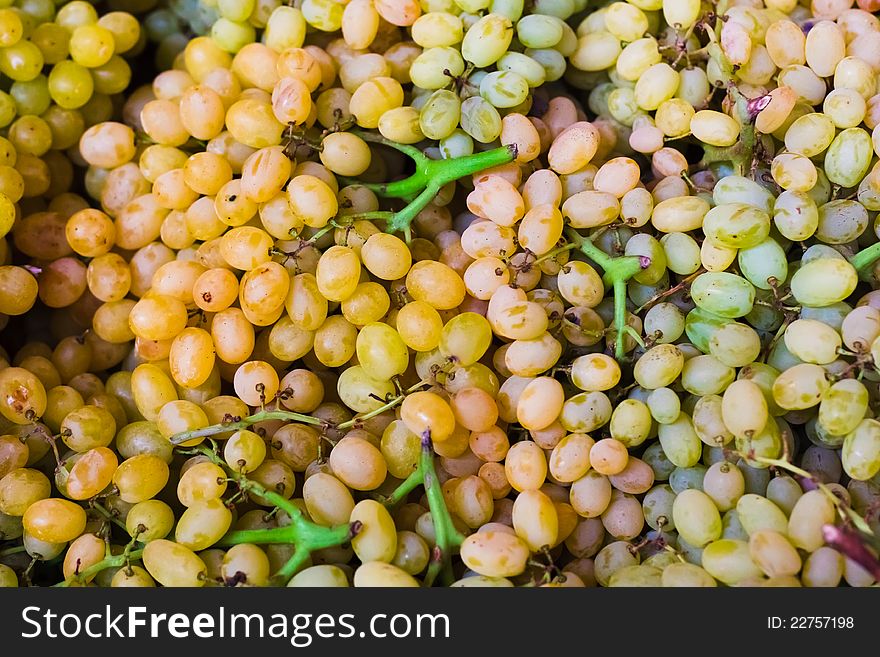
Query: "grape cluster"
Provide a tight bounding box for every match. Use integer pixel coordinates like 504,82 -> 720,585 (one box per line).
0,0 -> 879,590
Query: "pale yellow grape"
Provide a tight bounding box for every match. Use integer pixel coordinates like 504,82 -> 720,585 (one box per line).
569,470 -> 612,518
303,473 -> 355,526
650,196 -> 709,233
771,363 -> 829,410
174,498 -> 232,551
570,31 -> 621,72
288,565 -> 350,587
512,489 -> 558,550
805,20 -> 845,78
142,539 -> 206,587
633,344 -> 684,390
721,380 -> 768,439
788,490 -> 835,552
561,191 -> 619,229
350,500 -> 397,563
701,539 -> 763,585
842,419 -> 880,481
672,489 -> 722,547
504,440 -> 548,492
549,433 -> 594,482
571,354 -> 621,392
356,322 -> 409,382
689,110 -> 740,147
406,261 -> 466,310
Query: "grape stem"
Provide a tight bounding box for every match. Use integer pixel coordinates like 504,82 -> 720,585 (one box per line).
751,455 -> 878,546
169,380 -> 429,446
375,429 -> 468,587
187,445 -> 362,586
55,544 -> 146,587
849,240 -> 880,275
422,430 -> 465,587
380,429 -> 466,586
563,227 -> 650,360
339,130 -> 517,238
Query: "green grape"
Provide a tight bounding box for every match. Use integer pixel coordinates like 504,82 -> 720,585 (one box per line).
0,40 -> 44,81
842,419 -> 880,481
0,91 -> 15,128
532,0 -> 574,18
300,0 -> 343,31
643,303 -> 685,345
819,378 -> 869,437
439,312 -> 492,366
737,238 -> 788,290
681,355 -> 735,396
609,398 -> 652,447
516,14 -> 563,48
496,52 -> 546,87
703,203 -> 771,249
672,489 -> 722,547
69,24 -> 116,68
355,322 -> 409,381
658,413 -> 702,467
790,258 -> 858,307
490,0 -> 524,20
10,75 -> 50,116
337,366 -> 396,413
439,129 -> 474,159
461,13 -> 513,67
690,272 -> 755,319
210,17 -> 256,52
646,387 -> 680,425
701,539 -> 762,585
90,56 -> 132,95
48,60 -> 94,109
480,71 -> 529,108
712,175 -> 775,214
460,96 -> 502,143
669,465 -> 706,494
525,48 -> 566,81
219,0 -> 256,21
419,89 -> 461,140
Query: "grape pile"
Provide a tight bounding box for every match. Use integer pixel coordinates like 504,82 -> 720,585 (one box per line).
0,0 -> 879,589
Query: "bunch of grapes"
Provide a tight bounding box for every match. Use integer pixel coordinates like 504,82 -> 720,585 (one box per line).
0,0 -> 880,590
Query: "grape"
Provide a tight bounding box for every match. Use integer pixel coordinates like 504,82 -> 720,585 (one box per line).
0,0 -> 879,593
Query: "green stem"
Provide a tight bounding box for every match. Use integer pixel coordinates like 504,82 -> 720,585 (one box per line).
341,211 -> 395,222
170,409 -> 325,445
340,134 -> 517,234
0,545 -> 26,557
190,446 -> 360,585
613,278 -> 630,359
532,242 -> 578,266
564,227 -> 648,360
91,501 -> 129,532
850,241 -> 880,274
274,549 -> 312,584
55,548 -> 145,587
170,382 -> 430,446
216,526 -> 299,546
381,467 -> 424,508
420,431 -> 465,587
